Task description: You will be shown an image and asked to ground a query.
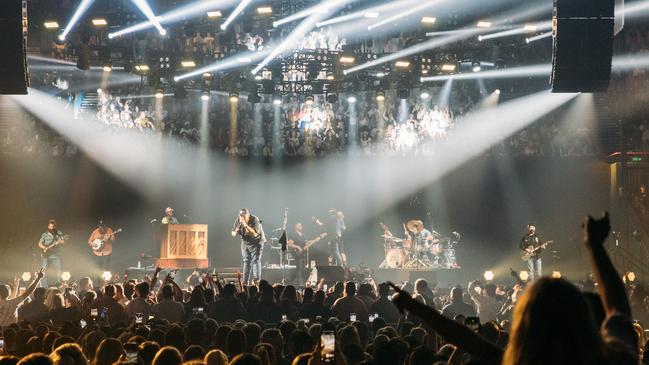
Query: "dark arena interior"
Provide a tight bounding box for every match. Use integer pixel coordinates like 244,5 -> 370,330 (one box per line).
0,0 -> 648,363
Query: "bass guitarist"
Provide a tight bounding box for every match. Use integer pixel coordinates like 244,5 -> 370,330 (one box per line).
38,219 -> 67,287
519,223 -> 546,281
232,208 -> 266,285
88,220 -> 119,276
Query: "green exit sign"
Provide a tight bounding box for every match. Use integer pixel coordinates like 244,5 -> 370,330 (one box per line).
632,157 -> 643,162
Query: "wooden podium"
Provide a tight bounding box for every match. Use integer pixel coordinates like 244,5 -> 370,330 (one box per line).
158,224 -> 209,269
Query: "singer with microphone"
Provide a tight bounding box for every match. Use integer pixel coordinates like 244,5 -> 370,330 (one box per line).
231,208 -> 266,285
161,207 -> 179,225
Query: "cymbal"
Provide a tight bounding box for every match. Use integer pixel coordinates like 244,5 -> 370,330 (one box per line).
381,235 -> 403,242
406,220 -> 424,232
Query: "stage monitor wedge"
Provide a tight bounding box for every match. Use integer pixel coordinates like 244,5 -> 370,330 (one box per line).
0,0 -> 29,94
551,0 -> 614,93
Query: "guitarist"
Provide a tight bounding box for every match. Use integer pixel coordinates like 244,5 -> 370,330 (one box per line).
231,208 -> 266,285
519,223 -> 544,281
88,220 -> 116,274
38,219 -> 66,287
287,222 -> 326,285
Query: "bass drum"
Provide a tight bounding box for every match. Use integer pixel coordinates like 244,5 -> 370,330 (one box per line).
385,248 -> 407,268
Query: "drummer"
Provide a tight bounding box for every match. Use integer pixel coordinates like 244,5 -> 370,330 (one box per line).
407,220 -> 438,249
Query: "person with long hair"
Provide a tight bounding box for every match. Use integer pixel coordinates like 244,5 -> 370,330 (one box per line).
92,338 -> 124,365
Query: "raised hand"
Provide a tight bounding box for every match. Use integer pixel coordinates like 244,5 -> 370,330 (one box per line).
583,211 -> 610,246
36,267 -> 45,279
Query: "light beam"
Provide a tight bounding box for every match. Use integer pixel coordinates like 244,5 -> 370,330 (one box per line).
59,0 -> 95,41
221,0 -> 252,30
131,0 -> 166,35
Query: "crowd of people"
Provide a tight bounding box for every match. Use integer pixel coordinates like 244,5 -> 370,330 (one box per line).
0,212 -> 646,365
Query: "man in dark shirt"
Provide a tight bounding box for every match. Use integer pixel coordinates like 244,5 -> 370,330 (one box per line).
208,284 -> 248,323
441,286 -> 476,319
17,287 -> 49,324
520,223 -> 544,281
315,209 -> 346,267
370,283 -> 401,323
231,208 -> 266,284
38,219 -> 66,287
91,284 -> 125,325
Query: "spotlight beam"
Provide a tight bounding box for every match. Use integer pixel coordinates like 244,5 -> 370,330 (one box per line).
479,21 -> 551,41
175,49 -> 272,81
316,0 -> 419,27
252,0 -> 352,75
221,0 -> 252,30
131,0 -> 166,35
525,31 -> 552,43
367,0 -> 443,31
344,1 -> 552,75
422,64 -> 552,82
109,0 -> 237,38
59,0 -> 95,40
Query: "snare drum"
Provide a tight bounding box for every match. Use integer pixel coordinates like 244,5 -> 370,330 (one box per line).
385,248 -> 407,268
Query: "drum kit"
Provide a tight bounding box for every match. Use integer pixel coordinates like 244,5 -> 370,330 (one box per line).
379,220 -> 460,269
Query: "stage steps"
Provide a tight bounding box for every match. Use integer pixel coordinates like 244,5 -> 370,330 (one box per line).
78,91 -> 99,116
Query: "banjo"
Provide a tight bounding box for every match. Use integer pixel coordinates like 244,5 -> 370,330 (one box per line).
91,228 -> 122,252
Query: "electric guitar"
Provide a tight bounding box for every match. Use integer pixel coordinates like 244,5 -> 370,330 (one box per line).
303,233 -> 328,251
521,240 -> 553,261
91,228 -> 123,254
41,234 -> 69,257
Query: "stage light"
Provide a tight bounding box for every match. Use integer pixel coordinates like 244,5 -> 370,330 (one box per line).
479,21 -> 552,42
483,270 -> 494,281
551,271 -> 562,279
229,91 -> 239,102
102,271 -> 112,282
495,89 -> 501,94
257,6 -> 273,14
135,64 -> 150,72
97,88 -> 103,94
421,16 -> 436,24
525,31 -> 552,44
221,0 -> 251,30
181,60 -> 196,68
347,95 -> 357,103
477,20 -> 492,28
375,91 -> 385,101
376,72 -> 386,78
420,89 -> 430,99
202,72 -> 212,79
155,89 -> 164,99
519,271 -> 529,281
237,57 -> 252,63
340,56 -> 355,64
441,63 -> 456,71
305,95 -> 314,105
472,62 -> 482,72
58,0 -> 94,41
326,93 -> 338,104
364,12 -> 380,18
207,11 -> 222,18
92,18 -> 107,26
131,0 -> 167,36
201,93 -> 210,101
61,272 -> 72,282
103,64 -> 112,72
368,0 -> 443,31
326,73 -> 335,81
422,64 -> 551,82
273,96 -> 282,105
21,272 -> 31,282
395,60 -> 410,68
627,272 -> 636,282
524,24 -> 537,31
44,21 -> 60,29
